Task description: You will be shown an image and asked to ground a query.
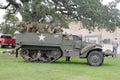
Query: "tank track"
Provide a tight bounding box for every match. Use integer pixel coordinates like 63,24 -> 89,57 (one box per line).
20,46 -> 62,63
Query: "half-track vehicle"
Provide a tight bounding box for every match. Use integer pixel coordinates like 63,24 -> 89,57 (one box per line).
15,33 -> 111,66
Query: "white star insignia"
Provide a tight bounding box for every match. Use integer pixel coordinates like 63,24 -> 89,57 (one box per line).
38,34 -> 46,41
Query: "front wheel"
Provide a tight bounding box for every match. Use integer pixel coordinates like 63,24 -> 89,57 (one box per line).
87,51 -> 104,66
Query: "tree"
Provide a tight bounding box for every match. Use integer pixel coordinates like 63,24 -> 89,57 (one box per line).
0,0 -> 120,31
0,14 -> 19,34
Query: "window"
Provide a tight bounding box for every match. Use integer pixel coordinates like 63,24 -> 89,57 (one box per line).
1,35 -> 12,39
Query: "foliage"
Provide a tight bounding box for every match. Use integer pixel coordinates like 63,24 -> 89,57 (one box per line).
3,14 -> 19,24
0,14 -> 19,35
0,0 -> 120,31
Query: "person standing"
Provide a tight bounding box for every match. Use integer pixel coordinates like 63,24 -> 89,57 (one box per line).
112,38 -> 119,58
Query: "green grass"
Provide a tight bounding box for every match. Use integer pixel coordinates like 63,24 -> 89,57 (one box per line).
0,49 -> 120,80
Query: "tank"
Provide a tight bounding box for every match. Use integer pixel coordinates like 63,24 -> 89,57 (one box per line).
15,33 -> 112,66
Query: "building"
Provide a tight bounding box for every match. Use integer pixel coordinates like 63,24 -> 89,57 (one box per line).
63,21 -> 120,43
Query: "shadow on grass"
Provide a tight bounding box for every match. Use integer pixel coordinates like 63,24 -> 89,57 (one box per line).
102,63 -> 114,66
17,60 -> 115,67
53,61 -> 88,66
102,63 -> 116,67
17,59 -> 88,66
53,61 -> 115,67
16,57 -> 115,67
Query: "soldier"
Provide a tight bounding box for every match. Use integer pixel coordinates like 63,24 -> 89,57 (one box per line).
46,21 -> 55,33
63,32 -> 69,40
17,22 -> 27,33
59,27 -> 63,33
68,34 -> 73,40
26,21 -> 33,32
31,22 -> 39,33
54,26 -> 63,34
26,22 -> 41,33
38,23 -> 46,33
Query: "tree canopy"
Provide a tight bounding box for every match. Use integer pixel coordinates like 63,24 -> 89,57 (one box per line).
0,0 -> 120,31
0,14 -> 19,34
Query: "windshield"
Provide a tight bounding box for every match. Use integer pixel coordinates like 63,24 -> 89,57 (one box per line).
1,35 -> 12,39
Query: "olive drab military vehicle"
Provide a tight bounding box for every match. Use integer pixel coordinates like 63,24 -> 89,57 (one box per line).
15,33 -> 112,66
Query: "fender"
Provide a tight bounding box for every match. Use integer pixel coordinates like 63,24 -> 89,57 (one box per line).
80,44 -> 102,58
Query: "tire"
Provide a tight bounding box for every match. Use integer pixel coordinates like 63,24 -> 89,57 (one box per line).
87,51 -> 104,66
0,44 -> 3,48
12,45 -> 15,48
0,44 -> 1,48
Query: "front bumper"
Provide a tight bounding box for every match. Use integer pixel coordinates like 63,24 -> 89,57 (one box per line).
103,49 -> 113,56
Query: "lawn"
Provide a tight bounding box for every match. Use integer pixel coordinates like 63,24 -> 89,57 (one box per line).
0,49 -> 120,80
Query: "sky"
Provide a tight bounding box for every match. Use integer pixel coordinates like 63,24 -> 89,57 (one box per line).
0,0 -> 119,23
